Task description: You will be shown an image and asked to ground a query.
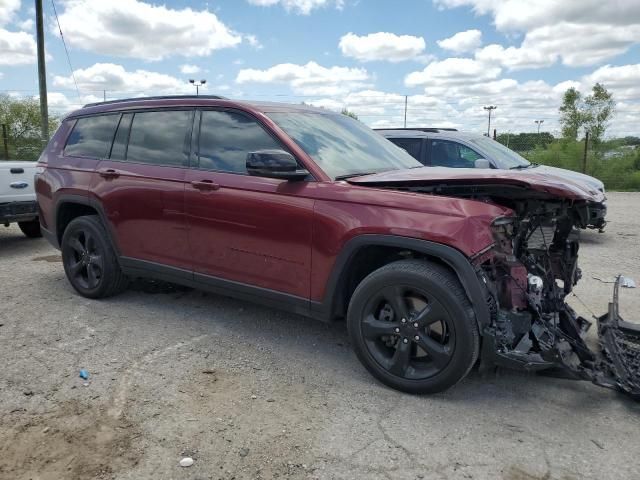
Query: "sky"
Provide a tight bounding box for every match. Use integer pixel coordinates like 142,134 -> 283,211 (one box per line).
1,0 -> 639,137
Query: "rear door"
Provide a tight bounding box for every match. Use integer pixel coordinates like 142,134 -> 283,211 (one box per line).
184,108 -> 314,300
92,109 -> 194,270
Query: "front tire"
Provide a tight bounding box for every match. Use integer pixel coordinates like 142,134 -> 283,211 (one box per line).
18,219 -> 42,238
61,215 -> 128,298
347,259 -> 479,394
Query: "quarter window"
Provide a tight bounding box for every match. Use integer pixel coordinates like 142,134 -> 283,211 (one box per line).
126,110 -> 193,166
64,115 -> 120,158
389,138 -> 422,162
109,113 -> 133,161
198,110 -> 283,173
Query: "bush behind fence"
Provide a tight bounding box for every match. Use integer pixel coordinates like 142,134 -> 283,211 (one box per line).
496,133 -> 640,191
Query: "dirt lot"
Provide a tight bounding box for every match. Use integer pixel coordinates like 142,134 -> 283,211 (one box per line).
1,192 -> 639,480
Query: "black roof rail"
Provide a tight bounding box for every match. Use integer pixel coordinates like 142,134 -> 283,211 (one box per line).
374,127 -> 458,133
82,95 -> 228,108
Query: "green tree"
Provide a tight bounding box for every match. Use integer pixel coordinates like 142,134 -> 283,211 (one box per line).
584,83 -> 615,146
0,94 -> 59,160
559,87 -> 584,140
341,108 -> 359,120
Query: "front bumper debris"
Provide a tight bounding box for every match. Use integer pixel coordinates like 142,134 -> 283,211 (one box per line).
595,276 -> 640,398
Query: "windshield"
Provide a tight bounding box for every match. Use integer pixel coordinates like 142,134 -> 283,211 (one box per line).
468,136 -> 531,169
267,112 -> 421,179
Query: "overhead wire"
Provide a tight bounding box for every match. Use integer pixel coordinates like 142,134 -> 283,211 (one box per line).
50,0 -> 81,100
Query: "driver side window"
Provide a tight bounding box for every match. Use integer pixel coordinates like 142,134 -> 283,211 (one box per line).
430,140 -> 482,168
198,110 -> 284,173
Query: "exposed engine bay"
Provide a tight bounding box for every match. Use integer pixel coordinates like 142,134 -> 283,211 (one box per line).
404,182 -> 639,399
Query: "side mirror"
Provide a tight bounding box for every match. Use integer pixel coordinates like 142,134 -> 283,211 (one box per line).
474,158 -> 491,169
246,150 -> 309,181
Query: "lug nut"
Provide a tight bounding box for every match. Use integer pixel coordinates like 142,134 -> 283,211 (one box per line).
414,335 -> 420,341
401,318 -> 407,324
403,338 -> 408,344
394,327 -> 400,333
413,322 -> 419,328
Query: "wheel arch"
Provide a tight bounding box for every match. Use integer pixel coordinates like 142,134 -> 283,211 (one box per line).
52,194 -> 120,255
314,235 -> 491,330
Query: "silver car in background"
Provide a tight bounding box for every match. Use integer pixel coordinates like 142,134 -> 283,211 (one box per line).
377,128 -> 607,231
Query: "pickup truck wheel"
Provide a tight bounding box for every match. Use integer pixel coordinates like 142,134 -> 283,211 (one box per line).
61,215 -> 128,298
347,259 -> 479,394
18,219 -> 42,238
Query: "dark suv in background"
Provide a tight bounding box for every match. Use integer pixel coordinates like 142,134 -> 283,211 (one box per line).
34,96 -> 638,398
378,128 -> 607,230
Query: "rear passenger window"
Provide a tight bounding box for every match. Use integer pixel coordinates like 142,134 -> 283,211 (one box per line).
64,115 -> 120,158
126,110 -> 193,166
198,110 -> 283,173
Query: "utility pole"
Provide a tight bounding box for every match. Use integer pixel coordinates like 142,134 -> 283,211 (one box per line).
35,0 -> 49,143
483,105 -> 496,137
534,119 -> 544,134
2,124 -> 9,160
403,95 -> 408,128
582,131 -> 589,173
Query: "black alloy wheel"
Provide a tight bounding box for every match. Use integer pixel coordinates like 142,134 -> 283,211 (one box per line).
360,284 -> 455,380
64,228 -> 105,290
61,215 -> 128,298
347,259 -> 479,394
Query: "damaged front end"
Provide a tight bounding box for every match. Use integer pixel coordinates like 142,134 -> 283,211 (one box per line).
348,168 -> 638,397
475,199 -> 640,398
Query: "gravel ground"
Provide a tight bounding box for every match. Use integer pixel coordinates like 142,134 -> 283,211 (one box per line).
1,192 -> 639,480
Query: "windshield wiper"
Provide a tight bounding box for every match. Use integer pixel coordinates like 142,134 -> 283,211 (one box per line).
509,164 -> 532,170
335,170 -> 388,180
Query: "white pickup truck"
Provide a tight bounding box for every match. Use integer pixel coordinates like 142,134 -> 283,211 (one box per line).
0,161 -> 41,237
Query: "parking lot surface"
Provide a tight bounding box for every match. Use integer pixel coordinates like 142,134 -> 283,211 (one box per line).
1,192 -> 639,480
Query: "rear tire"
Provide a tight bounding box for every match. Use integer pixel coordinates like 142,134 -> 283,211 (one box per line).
18,219 -> 42,238
347,259 -> 479,394
61,215 -> 128,298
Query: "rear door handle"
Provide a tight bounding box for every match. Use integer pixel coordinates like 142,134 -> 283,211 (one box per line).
191,180 -> 220,191
98,168 -> 120,179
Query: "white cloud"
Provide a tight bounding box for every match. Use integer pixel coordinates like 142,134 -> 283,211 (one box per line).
339,32 -> 426,62
56,0 -> 242,60
245,34 -> 263,49
437,29 -> 482,53
475,43 -> 555,70
53,63 -> 196,95
180,64 -> 201,75
236,61 -> 370,95
0,0 -> 20,26
583,64 -> 640,101
434,0 -> 640,68
17,18 -> 34,30
405,57 -> 501,87
0,28 -> 37,65
246,0 -> 343,15
434,0 -> 640,32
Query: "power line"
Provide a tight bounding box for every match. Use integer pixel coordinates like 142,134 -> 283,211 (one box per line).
50,0 -> 81,100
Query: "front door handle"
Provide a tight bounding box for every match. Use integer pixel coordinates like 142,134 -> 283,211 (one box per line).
98,168 -> 120,179
191,180 -> 220,191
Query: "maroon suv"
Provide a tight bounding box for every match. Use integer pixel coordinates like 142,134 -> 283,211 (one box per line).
35,96 -> 639,397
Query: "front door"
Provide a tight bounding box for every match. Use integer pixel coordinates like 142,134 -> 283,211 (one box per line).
185,109 -> 314,300
93,109 -> 194,269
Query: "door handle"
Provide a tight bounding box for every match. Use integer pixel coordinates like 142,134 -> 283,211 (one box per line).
191,180 -> 220,191
98,168 -> 120,179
